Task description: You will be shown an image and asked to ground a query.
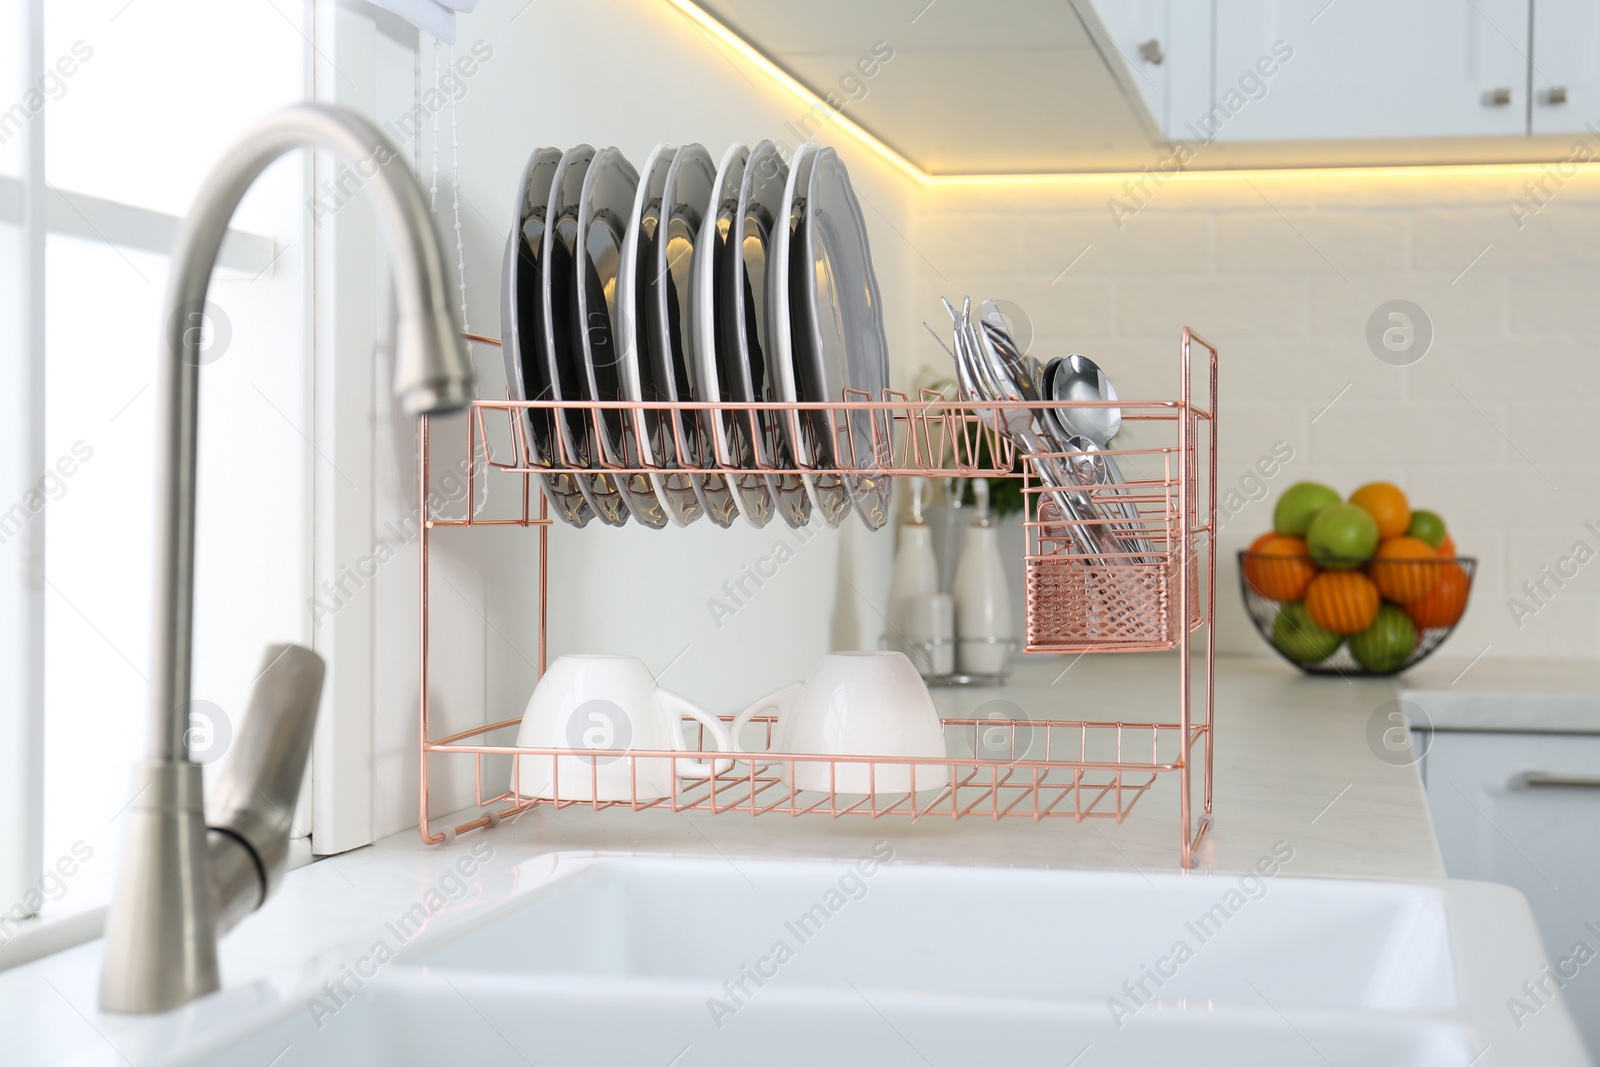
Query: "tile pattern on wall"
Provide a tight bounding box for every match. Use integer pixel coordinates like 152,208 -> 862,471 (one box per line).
913,167 -> 1600,659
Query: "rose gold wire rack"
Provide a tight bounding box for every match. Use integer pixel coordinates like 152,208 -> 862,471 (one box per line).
417,329 -> 1217,867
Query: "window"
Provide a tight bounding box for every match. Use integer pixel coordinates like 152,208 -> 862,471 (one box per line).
3,0 -> 312,921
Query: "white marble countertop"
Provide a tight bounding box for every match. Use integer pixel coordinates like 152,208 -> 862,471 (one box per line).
1401,657 -> 1600,734
2,652 -> 1473,1066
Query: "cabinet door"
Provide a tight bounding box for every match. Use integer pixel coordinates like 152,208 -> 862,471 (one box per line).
1531,0 -> 1600,134
1083,0 -> 1214,141
1423,731 -> 1600,1054
1211,0 -> 1531,141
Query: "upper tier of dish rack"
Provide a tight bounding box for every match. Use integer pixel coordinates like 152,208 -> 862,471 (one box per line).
417,329 -> 1217,867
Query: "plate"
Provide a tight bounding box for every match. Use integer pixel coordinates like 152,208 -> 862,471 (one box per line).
501,146 -> 592,527
695,143 -> 774,528
650,144 -> 738,528
732,141 -> 810,528
540,145 -> 629,527
767,141 -> 852,527
617,143 -> 702,526
802,146 -> 891,530
575,146 -> 666,527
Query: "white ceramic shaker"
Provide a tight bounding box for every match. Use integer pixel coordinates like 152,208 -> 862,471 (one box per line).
953,479 -> 1013,676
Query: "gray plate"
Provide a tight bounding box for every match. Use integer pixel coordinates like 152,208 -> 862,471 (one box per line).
653,143 -> 738,528
696,143 -> 774,528
618,143 -> 702,527
502,146 -> 591,528
734,141 -> 810,529
540,145 -> 628,527
576,146 -> 665,527
802,146 -> 891,531
768,142 -> 851,527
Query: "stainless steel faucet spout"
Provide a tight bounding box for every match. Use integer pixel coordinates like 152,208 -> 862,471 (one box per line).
99,104 -> 473,1013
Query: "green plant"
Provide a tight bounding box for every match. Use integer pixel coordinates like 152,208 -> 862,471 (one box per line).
912,365 -> 1026,519
950,436 -> 1026,518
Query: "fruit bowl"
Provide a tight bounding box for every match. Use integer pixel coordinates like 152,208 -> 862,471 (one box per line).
1238,552 -> 1476,676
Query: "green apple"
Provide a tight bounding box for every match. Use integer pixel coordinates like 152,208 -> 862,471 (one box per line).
1273,482 -> 1341,537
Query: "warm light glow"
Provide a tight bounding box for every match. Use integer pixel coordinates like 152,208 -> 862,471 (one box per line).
661,0 -> 1591,191
658,0 -> 924,185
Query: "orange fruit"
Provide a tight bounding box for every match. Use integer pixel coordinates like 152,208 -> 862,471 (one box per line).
1436,534 -> 1457,559
1349,482 -> 1411,541
1244,536 -> 1316,601
1305,570 -> 1381,635
1248,530 -> 1275,554
1405,562 -> 1470,629
1368,536 -> 1442,603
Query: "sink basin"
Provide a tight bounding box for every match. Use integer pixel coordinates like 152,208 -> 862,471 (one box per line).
156,853 -> 1590,1066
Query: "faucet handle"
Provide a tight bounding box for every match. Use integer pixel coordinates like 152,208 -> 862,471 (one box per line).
206,644 -> 325,919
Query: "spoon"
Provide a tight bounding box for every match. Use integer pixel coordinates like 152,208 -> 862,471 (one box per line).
1050,353 -> 1121,446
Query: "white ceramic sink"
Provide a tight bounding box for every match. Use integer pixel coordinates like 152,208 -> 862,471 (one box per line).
157,854 -> 1590,1066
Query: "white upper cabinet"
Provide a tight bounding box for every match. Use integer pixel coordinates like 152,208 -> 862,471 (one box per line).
1531,0 -> 1600,134
1209,0 -> 1532,141
1076,0 -> 1215,142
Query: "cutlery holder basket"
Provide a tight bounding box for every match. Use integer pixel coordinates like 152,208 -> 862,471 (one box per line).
415,329 -> 1217,867
1024,495 -> 1204,652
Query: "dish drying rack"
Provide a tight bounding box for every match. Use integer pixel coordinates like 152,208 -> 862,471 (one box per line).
417,329 -> 1217,867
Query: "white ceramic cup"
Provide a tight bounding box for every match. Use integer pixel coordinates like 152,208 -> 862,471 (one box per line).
732,651 -> 949,795
509,655 -> 733,802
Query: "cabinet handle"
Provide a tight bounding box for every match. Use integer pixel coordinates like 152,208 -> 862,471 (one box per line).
1138,38 -> 1164,65
1541,86 -> 1569,106
1485,87 -> 1513,107
1519,771 -> 1600,789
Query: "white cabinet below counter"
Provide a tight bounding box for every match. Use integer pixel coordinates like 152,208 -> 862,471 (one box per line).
1418,728 -> 1600,1055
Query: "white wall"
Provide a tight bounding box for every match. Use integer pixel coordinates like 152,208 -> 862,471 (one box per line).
916,167 -> 1600,660
375,0 -> 920,836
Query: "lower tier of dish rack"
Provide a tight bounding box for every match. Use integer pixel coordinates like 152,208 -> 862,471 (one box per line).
428,715 -> 1208,821
416,328 -> 1218,867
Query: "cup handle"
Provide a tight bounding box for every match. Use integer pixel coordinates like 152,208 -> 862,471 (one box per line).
729,682 -> 803,753
659,689 -> 736,778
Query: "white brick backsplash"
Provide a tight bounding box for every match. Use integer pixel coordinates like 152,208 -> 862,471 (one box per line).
1220,337 -> 1403,403
973,276 -> 1116,338
1407,467 -> 1600,529
1507,528 -> 1600,598
1408,337 -> 1594,400
1511,271 -> 1600,333
1469,595 -> 1600,659
1508,404 -> 1600,465
917,212 -> 1024,276
1120,274 -> 1308,337
1019,212 -> 1117,275
1221,403 -> 1310,468
919,169 -> 1600,655
1215,211 -> 1408,274
1309,273 -> 1507,338
1409,206 -> 1600,272
1310,403 -> 1507,465
1029,213 -> 1214,276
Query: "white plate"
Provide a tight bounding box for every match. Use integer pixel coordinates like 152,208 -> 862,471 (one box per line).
539,145 -> 629,526
734,141 -> 810,529
802,147 -> 891,531
617,143 -> 702,527
502,146 -> 592,527
767,141 -> 851,527
653,143 -> 738,528
575,146 -> 666,528
695,143 -> 774,529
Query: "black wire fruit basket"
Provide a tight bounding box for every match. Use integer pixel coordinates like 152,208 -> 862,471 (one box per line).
1238,551 -> 1476,676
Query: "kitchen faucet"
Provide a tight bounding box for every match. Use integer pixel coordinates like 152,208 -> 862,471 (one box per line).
99,104 -> 474,1013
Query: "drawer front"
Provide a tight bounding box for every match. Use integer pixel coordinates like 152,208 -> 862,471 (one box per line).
1423,730 -> 1600,1053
